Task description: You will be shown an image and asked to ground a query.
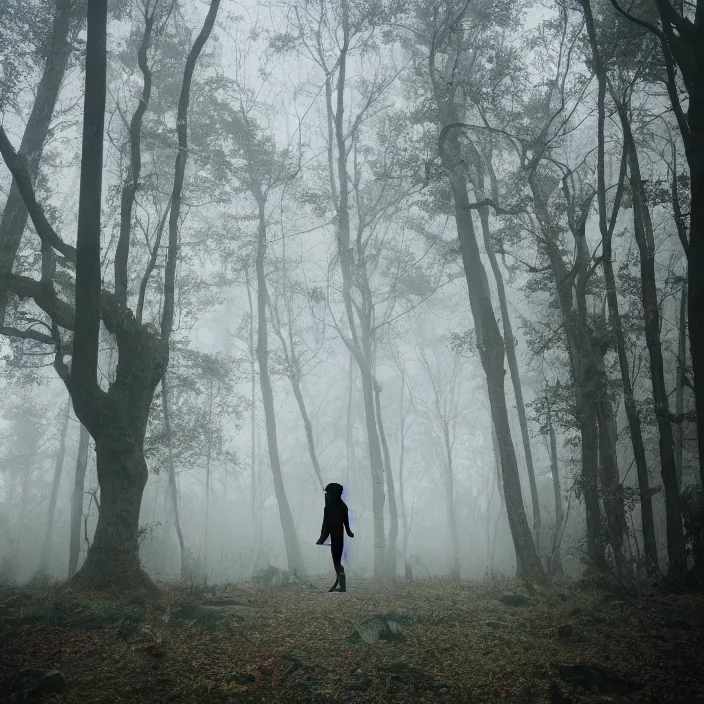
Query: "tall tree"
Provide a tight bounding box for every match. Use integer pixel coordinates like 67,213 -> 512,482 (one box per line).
470,147 -> 541,549
283,0 -> 416,577
611,0 -> 704,491
580,0 -> 658,572
0,0 -> 222,590
220,103 -> 309,579
414,0 -> 545,581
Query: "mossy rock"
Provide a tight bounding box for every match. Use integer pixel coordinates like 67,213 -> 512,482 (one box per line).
350,614 -> 405,643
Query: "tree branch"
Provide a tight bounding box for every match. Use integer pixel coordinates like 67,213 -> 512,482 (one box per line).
0,325 -> 56,345
161,0 -> 221,341
115,6 -> 156,304
0,126 -> 77,263
0,273 -> 75,329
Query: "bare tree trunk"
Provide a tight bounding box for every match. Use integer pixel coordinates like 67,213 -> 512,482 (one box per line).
12,460 -> 31,584
161,374 -> 186,569
359,366 -> 387,577
291,376 -> 325,490
68,423 -> 89,578
595,382 -> 625,570
346,353 -> 354,487
374,380 -> 398,581
397,374 -> 411,579
36,396 -> 71,577
475,158 -> 540,550
254,197 -> 307,579
0,0 -> 79,325
546,406 -> 564,576
203,378 -> 213,574
267,294 -> 325,491
245,270 -> 262,562
616,93 -> 687,580
442,424 -> 461,579
440,126 -> 544,583
529,167 -> 607,572
580,0 -> 656,572
325,0 -> 386,577
490,425 -> 504,573
676,275 -> 687,489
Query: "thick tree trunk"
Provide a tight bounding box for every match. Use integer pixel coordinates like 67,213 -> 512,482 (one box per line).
70,300 -> 166,591
0,0 -> 78,325
68,423 -> 89,578
594,381 -> 625,570
441,130 -> 544,582
36,396 -> 71,577
254,199 -> 307,580
70,428 -> 153,591
374,380 -> 398,581
581,403 -> 606,569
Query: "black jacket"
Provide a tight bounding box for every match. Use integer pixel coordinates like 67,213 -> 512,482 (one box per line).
319,482 -> 353,542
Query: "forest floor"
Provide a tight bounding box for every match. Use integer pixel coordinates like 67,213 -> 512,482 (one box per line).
1,574 -> 703,703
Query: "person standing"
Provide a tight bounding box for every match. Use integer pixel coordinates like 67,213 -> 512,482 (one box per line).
316,483 -> 354,592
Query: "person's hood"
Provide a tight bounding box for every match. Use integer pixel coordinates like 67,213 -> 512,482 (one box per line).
324,482 -> 344,501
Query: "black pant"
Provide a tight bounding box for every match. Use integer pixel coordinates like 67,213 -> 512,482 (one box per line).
331,536 -> 343,572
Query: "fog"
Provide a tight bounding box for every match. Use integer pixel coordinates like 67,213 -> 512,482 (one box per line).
0,0 -> 699,596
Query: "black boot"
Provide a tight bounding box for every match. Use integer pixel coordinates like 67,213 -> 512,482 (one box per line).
328,574 -> 339,592
337,567 -> 346,592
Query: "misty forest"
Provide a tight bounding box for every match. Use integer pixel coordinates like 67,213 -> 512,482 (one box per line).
1,0 -> 704,701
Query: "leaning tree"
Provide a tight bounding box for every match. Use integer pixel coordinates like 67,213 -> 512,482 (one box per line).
0,0 -> 221,590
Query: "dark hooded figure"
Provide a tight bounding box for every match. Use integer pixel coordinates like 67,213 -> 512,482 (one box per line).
316,482 -> 354,592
